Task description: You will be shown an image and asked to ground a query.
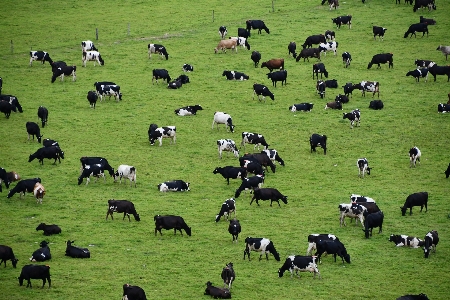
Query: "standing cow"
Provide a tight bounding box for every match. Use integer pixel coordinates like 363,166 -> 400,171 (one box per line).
400,192 -> 428,216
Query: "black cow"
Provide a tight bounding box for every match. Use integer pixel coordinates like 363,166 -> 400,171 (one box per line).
30,241 -> 51,262
406,68 -> 429,82
413,0 -> 436,12
176,74 -> 190,84
213,166 -> 246,185
414,59 -> 434,68
0,167 -> 11,192
251,188 -> 287,207
342,52 -> 352,68
152,69 -> 171,84
18,264 -> 51,288
278,255 -> 321,279
400,192 -> 428,216
51,65 -> 76,83
362,211 -> 384,238
157,180 -> 189,192
148,126 -> 176,146
0,101 -> 13,118
122,284 -> 147,300
29,51 -> 53,66
28,146 -> 64,165
243,237 -> 280,261
43,138 -> 59,147
7,178 -> 41,199
423,230 -> 439,258
251,51 -> 261,67
445,163 -> 450,178
267,70 -> 287,87
428,63 -> 450,82
222,70 -> 249,80
369,100 -> 384,110
324,79 -> 338,88
302,35 -> 326,49
404,23 -> 428,38
253,83 -> 274,101
420,16 -> 436,25
65,240 -> 90,258
0,245 -> 18,268
167,78 -> 183,89
36,223 -> 61,235
215,198 -> 236,222
288,42 -> 297,58
106,199 -> 140,221
325,30 -> 335,41
80,157 -> 115,177
174,105 -> 203,116
78,165 -> 105,185
359,202 -> 381,215
373,26 -> 387,41
368,53 -> 393,69
234,175 -> 264,198
315,239 -> 350,264
306,234 -> 339,255
310,134 -> 327,155
246,20 -> 270,34
219,26 -> 228,39
242,153 -> 276,173
221,262 -> 235,289
238,27 -> 250,39
228,218 -> 241,243
313,63 -> 328,79
296,48 -> 321,62
342,82 -> 357,97
335,94 -> 349,103
397,294 -> 429,300
343,109 -> 361,129
154,215 -> 192,236
204,281 -> 231,299
316,80 -> 326,98
87,91 -> 98,108
0,95 -> 22,113
332,15 -> 352,29
26,122 -> 43,143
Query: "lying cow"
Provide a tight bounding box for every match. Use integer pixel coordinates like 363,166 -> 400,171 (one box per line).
174,105 -> 203,116
65,240 -> 90,258
36,223 -> 61,236
204,281 -> 231,299
29,241 -> 51,262
158,180 -> 190,192
389,234 -> 424,248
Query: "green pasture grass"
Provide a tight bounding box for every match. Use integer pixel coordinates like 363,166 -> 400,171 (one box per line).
1,0 -> 449,299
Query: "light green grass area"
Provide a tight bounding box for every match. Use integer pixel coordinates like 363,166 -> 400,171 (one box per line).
1,0 -> 449,299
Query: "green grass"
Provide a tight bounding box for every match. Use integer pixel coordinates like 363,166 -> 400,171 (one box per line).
1,0 -> 450,299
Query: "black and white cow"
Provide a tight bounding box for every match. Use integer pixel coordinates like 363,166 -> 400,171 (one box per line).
122,284 -> 147,300
343,109 -> 361,129
301,35 -> 326,49
278,255 -> 321,279
7,178 -> 41,199
336,94 -> 349,103
350,194 -> 375,204
241,132 -> 269,150
80,156 -> 115,177
313,63 -> 328,79
0,245 -> 18,268
373,26 -> 387,41
315,239 -> 351,264
219,26 -> 228,39
355,81 -> 380,98
106,199 -> 140,221
221,262 -> 235,289
288,42 -> 297,58
234,175 -> 264,198
157,180 -> 190,192
29,51 -> 53,66
182,64 -> 194,72
253,84 -> 274,102
406,68 -> 429,82
37,106 -> 48,128
262,149 -> 285,166
267,70 -> 287,87
18,264 -> 51,288
228,37 -> 250,50
149,126 -> 176,146
306,234 -> 339,255
35,223 -> 61,235
250,188 -> 287,207
413,0 -> 436,12
212,112 -> 235,133
65,240 -> 90,258
78,165 -> 105,185
246,20 -> 270,34
152,69 -> 171,84
289,103 -> 315,113
356,158 -> 371,178
213,166 -> 246,185
342,52 -> 352,68
442,104 -> 450,113
30,241 -> 51,262
215,198 -> 236,222
175,104 -> 202,116
241,153 -> 275,173
244,237 -> 280,261
338,203 -> 367,226
251,51 -> 261,67
409,146 -> 421,167
228,218 -> 241,243
316,80 -> 326,98
148,43 -> 169,60
26,122 -> 43,143
154,215 -> 191,236
389,234 -> 424,248
310,134 -> 327,155
369,100 -> 384,110
204,281 -> 231,299
82,51 -> 104,66
217,139 -> 239,159
318,41 -> 338,56
325,30 -> 336,41
404,23 -> 428,38
362,211 -> 384,238
400,192 -> 428,216
222,70 -> 249,80
342,82 -> 357,97
332,15 -> 352,29
415,59 -> 434,68
51,65 -> 76,83
28,146 -> 65,165
113,165 -> 136,187
367,53 -> 393,69
423,230 -> 439,258
87,91 -> 98,108
81,40 -> 98,52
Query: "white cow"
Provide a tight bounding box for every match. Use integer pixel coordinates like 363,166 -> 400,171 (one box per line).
318,41 -> 338,56
81,40 -> 98,52
217,139 -> 239,158
212,112 -> 235,133
338,203 -> 367,227
82,51 -> 104,67
114,165 -> 136,187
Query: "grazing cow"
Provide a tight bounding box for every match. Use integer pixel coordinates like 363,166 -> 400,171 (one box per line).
229,36 -> 250,50
420,16 -> 436,25
354,81 -> 380,98
404,23 -> 428,38
342,82 -> 357,97
147,43 -> 169,60
37,106 -> 48,128
359,202 -> 381,216
342,52 -> 352,68
94,81 -> 116,94
306,234 -> 339,255
296,48 -> 321,62
400,192 -> 428,216
444,163 -> 450,178
80,156 -> 115,177
436,45 -> 450,60
78,165 -> 105,185
332,15 -> 352,29
7,178 -> 41,199
33,182 -> 45,204
26,122 -> 43,143
29,51 -> 53,66
362,211 -> 384,238
409,146 -> 421,167
253,84 -> 274,102
423,230 -> 439,258
288,42 -> 297,58
335,94 -> 349,104
28,146 -> 65,165
243,237 -> 280,261
414,59 -> 434,68
51,65 -> 76,83
289,103 -> 314,113
182,64 -> 194,72
238,27 -> 250,39
313,63 -> 328,79
228,219 -> 241,243
215,198 -> 236,222
221,263 -> 235,289
149,126 -> 176,146
219,26 -> 228,39
251,188 -> 287,207
18,265 -> 51,288
310,134 -> 327,154
368,53 -> 393,69
0,167 -> 11,192
81,40 -> 98,52
262,149 -> 285,166
212,112 -> 235,133
122,284 -> 147,300
267,70 -> 288,87
278,255 -> 321,279
239,158 -> 265,176
373,26 -> 387,41
301,35 -> 326,49
157,180 -> 190,192
204,281 -> 231,299
246,20 -> 270,34
315,239 -> 351,264
441,104 -> 450,113
65,240 -> 90,258
261,59 -> 284,72
397,294 -> 429,300
389,234 -> 424,248
154,215 -> 191,236
113,165 -> 137,187
0,101 -> 13,118
324,79 -> 338,88
356,158 -> 370,177
318,41 -> 338,56
325,101 -> 342,110
234,175 -> 264,198
316,80 -> 326,99
325,30 -> 336,41
36,223 -> 61,236
350,194 -> 375,203
152,69 -> 171,84
213,166 -> 246,185
369,99 -> 384,110
338,203 -> 367,226
217,139 -> 239,159
214,39 -> 238,54
222,70 -> 249,81
175,105 -> 202,116
106,199 -> 140,221
0,245 -> 18,268
428,63 -> 450,82
241,132 -> 269,150
406,68 -> 429,82
413,0 -> 436,12
251,51 -> 261,67
82,51 -> 104,66
87,91 -> 98,108
241,152 -> 275,173
30,241 -> 51,262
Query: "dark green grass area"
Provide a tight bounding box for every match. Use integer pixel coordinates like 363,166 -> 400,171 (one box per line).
1,0 -> 450,299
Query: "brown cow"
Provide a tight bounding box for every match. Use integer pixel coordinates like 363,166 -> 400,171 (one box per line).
261,59 -> 284,72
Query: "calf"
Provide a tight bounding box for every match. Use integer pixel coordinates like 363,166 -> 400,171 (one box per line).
261,58 -> 284,72
368,53 -> 393,69
214,39 -> 238,54
149,126 -> 176,146
26,122 -> 43,143
406,68 -> 428,82
217,139 -> 239,158
251,188 -> 287,207
234,175 -> 264,198
29,51 -> 53,66
122,284 -> 147,300
409,146 -> 421,167
278,255 -> 321,279
243,237 -> 280,261
30,241 -> 51,262
51,65 -> 76,83
325,101 -> 342,110
221,262 -> 235,289
290,103 -> 314,112
316,80 -> 326,98
296,48 -> 321,62
0,245 -> 18,268
7,178 -> 41,199
441,104 -> 450,113
148,43 -> 169,60
182,63 -> 194,72
325,30 -> 335,41
301,35 -> 326,49
213,166 -> 246,185
306,234 -> 339,255
87,91 -> 98,108
241,132 -> 269,150
313,63 -> 328,79
420,16 -> 436,25
356,158 -> 370,177
338,203 -> 367,226
246,20 -> 270,34
373,26 -> 387,41
152,69 -> 171,84
389,234 -> 424,248
113,165 -> 136,187
157,180 -> 190,192
400,192 -> 428,216
106,199 -> 140,221
154,215 -> 191,236
404,23 -> 428,38
33,182 -> 45,204
212,112 -> 235,133
428,63 -> 450,82
215,198 -> 236,222
332,15 -> 352,29
436,45 -> 450,60
81,40 -> 98,52
251,51 -> 261,67
219,26 -> 228,39
262,149 -> 285,166
204,281 -> 231,299
82,51 -> 104,66
228,218 -> 241,243
369,99 -> 384,110
363,211 -> 384,238
288,42 -> 297,58
318,41 -> 338,56
28,146 -> 65,165
342,52 -> 352,68
65,240 -> 90,258
336,94 -> 349,103
175,105 -> 202,116
36,223 -> 61,236
253,84 -> 274,102
423,230 -> 439,258
37,106 -> 48,128
310,134 -> 327,154
78,165 -> 105,185
18,265 -> 51,288
267,70 -> 288,87
354,81 -> 380,98
315,239 -> 351,264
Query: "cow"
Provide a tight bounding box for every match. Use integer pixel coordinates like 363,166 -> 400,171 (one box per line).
36,223 -> 61,236
28,146 -> 65,165
214,39 -> 238,54
204,281 -> 231,299
26,122 -> 43,143
213,166 -> 246,185
324,79 -> 338,88
80,156 -> 115,177
87,91 -> 98,108
289,103 -> 314,112
325,101 -> 342,110
228,36 -> 250,50
51,65 -> 76,83
215,198 -> 236,222
423,230 -> 439,258
373,26 -> 387,41
315,239 -> 351,264
234,175 -> 264,198
397,294 -> 429,300
65,240 -> 90,258
113,165 -> 136,187
157,180 -> 190,192
182,64 -> 194,72
0,101 -> 13,118
154,215 -> 191,236
222,70 -> 249,81
243,237 -> 280,261
147,43 -> 169,60
228,218 -> 241,243
18,265 -> 51,288
151,69 -> 171,84
251,188 -> 287,207
29,51 -> 53,66
368,53 -> 393,69
323,0 -> 339,10
267,70 -> 288,87
342,82 -> 357,97
404,23 -> 428,38
354,81 -> 380,98
409,146 -> 421,168
6,171 -> 20,184
7,178 -> 41,199
318,41 -> 338,56
167,78 -> 183,89
400,192 -> 428,216
219,26 -> 228,39
242,152 -> 275,173
96,84 -> 122,102
436,45 -> 450,60
306,234 -> 339,255
253,84 -> 274,102
313,63 -> 328,79
342,52 -> 352,68
122,284 -> 147,300
0,245 -> 18,268
82,51 -> 104,66
175,105 -> 202,116
441,103 -> 450,113
0,167 -> 11,192
81,40 -> 98,52
212,112 -> 235,133
0,77 -> 2,94
336,94 -> 349,104
37,106 -> 49,129
389,234 -> 424,248
261,59 -> 284,72
296,48 -> 321,62
251,51 -> 261,67
238,27 -> 250,39
106,199 -> 140,221
246,20 -> 270,34
288,42 -> 297,58
332,15 -> 352,29
217,139 -> 239,159
414,59 -> 434,68
350,194 -> 375,204
413,0 -> 436,12
325,30 -> 336,41
241,132 -> 269,150
420,16 -> 436,25
362,211 -> 384,238
239,158 -> 265,177
30,241 -> 51,262
356,158 -> 370,177
428,63 -> 450,82
278,255 -> 321,279
338,203 -> 367,226
406,68 -> 429,82
301,35 -> 326,49
78,165 -> 106,185
262,149 -> 285,166
446,163 -> 450,178
221,263 -> 235,289
310,134 -> 327,155
33,182 -> 45,204
148,126 -> 176,146
316,80 -> 326,99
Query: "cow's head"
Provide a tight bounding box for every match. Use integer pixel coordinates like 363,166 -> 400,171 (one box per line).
37,134 -> 43,144
444,163 -> 450,178
281,196 -> 288,204
77,176 -> 84,185
366,167 -> 371,175
400,206 -> 407,216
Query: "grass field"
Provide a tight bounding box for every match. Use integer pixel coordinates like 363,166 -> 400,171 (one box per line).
1,0 -> 450,299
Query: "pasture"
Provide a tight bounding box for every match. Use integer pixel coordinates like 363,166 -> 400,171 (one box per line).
1,0 -> 449,299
